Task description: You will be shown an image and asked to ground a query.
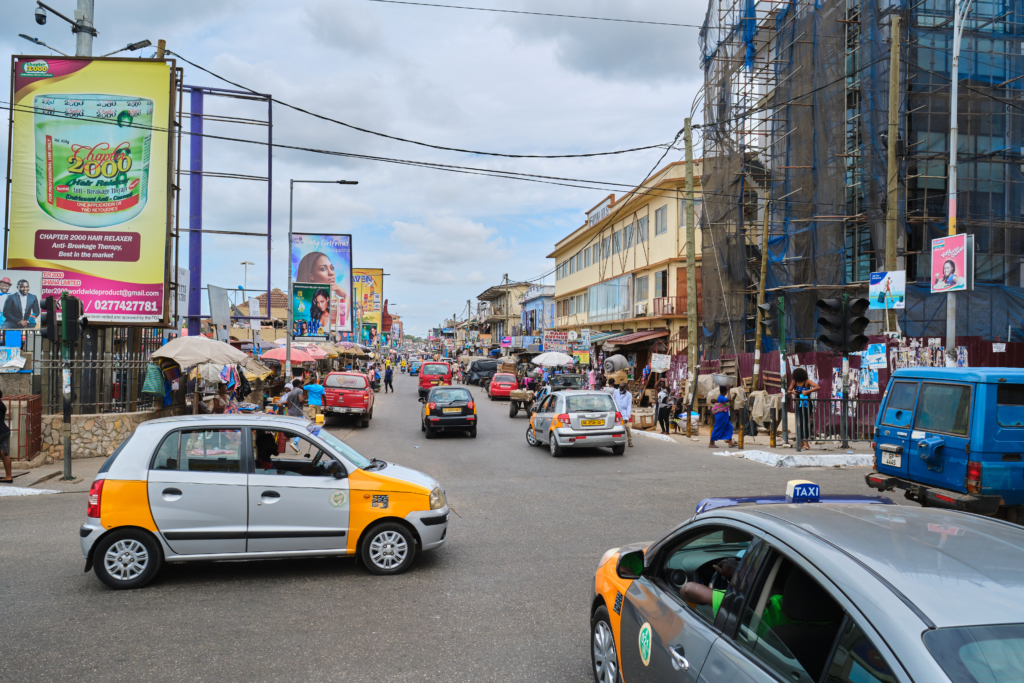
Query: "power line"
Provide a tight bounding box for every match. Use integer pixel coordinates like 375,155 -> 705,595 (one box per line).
165,51 -> 679,160
361,0 -> 705,28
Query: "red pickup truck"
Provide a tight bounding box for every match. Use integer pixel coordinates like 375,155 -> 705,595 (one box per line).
323,372 -> 375,427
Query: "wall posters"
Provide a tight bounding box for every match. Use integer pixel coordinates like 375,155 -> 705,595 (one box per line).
930,234 -> 974,293
0,270 -> 43,330
352,268 -> 383,343
8,57 -> 175,323
868,271 -> 906,310
291,284 -> 332,340
291,233 -> 352,332
479,333 -> 492,347
543,330 -> 569,352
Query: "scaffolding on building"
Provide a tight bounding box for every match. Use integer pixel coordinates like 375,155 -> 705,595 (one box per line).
699,0 -> 1024,354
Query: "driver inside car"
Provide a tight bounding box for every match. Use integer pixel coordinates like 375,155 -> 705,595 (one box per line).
680,556 -> 740,618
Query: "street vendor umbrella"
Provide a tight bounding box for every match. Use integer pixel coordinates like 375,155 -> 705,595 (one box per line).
152,335 -> 248,368
260,346 -> 316,364
531,351 -> 575,367
294,344 -> 327,360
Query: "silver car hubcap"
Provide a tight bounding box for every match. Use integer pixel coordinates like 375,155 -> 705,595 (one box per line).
527,427 -> 537,446
369,530 -> 408,570
593,620 -> 618,683
104,539 -> 149,581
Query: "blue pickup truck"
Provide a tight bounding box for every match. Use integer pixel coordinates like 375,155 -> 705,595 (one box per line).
866,368 -> 1024,523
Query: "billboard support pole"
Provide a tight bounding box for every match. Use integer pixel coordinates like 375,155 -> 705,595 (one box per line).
187,88 -> 203,337
286,180 -> 294,381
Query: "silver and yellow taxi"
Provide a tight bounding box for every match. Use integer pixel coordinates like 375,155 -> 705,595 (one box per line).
526,390 -> 627,456
80,415 -> 449,589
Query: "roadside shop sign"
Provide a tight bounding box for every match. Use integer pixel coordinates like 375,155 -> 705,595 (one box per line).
868,271 -> 906,310
291,233 -> 353,332
512,336 -> 523,348
500,336 -> 512,347
8,57 -> 176,323
352,268 -> 383,335
573,350 -> 590,365
480,333 -> 492,347
930,234 -> 974,293
544,330 -> 569,352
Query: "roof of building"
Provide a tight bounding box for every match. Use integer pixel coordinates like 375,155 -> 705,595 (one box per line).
477,282 -> 533,301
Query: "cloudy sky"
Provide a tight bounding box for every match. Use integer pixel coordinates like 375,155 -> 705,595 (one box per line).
1,0 -> 706,336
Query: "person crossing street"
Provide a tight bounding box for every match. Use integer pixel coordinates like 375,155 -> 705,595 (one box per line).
384,365 -> 394,393
612,382 -> 634,448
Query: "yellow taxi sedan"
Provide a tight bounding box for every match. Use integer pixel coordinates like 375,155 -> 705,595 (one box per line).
80,415 -> 449,589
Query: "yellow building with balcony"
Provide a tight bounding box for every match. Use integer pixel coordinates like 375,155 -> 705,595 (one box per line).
549,161 -> 703,360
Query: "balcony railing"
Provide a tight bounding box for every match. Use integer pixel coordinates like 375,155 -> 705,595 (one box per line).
653,296 -> 700,317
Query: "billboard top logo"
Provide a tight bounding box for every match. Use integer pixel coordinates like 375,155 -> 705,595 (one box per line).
21,60 -> 51,77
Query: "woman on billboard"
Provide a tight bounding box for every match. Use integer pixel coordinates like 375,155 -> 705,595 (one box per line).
933,259 -> 963,291
309,289 -> 331,335
296,252 -> 347,328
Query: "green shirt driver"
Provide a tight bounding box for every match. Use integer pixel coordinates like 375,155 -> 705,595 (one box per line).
681,558 -> 795,634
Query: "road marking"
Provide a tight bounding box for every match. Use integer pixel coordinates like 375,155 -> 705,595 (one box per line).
0,487 -> 60,497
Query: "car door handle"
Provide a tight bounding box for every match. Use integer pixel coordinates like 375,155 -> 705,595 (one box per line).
669,646 -> 689,672
161,487 -> 183,501
897,432 -> 908,437
259,490 -> 281,505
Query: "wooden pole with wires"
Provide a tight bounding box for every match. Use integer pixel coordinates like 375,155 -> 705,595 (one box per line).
684,118 -> 699,438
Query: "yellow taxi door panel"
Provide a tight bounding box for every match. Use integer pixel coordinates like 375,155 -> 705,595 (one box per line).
147,470 -> 248,555
247,473 -> 350,552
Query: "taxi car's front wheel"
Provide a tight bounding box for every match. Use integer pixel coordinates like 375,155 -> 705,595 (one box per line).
361,522 -> 417,575
591,605 -> 621,683
93,529 -> 163,590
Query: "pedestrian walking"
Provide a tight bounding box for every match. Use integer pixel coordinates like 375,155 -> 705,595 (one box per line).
0,390 -> 12,484
305,378 -> 325,420
613,382 -> 634,447
709,386 -> 738,448
588,367 -> 597,390
656,382 -> 672,434
787,367 -> 819,450
384,365 -> 394,393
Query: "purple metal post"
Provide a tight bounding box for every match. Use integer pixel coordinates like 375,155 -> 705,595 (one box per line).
187,88 -> 204,337
266,94 -> 273,322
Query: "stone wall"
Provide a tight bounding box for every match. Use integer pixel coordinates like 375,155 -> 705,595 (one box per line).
40,406 -> 187,461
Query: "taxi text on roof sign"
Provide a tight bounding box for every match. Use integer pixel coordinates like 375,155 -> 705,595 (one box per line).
786,480 -> 821,503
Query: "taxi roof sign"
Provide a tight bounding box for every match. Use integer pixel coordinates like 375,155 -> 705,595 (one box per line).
787,480 -> 821,503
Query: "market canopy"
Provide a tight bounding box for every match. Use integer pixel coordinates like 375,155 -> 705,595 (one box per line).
260,346 -> 315,364
151,335 -> 248,368
531,351 -> 575,367
603,329 -> 669,347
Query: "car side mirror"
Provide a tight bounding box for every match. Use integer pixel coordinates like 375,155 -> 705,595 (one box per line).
326,460 -> 346,479
418,397 -> 426,403
616,549 -> 645,580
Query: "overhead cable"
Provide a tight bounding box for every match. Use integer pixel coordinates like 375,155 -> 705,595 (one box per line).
360,0 -> 705,28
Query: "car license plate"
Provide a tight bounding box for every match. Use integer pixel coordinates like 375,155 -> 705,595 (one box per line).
443,407 -> 461,414
881,452 -> 901,468
581,419 -> 604,426
431,381 -> 440,385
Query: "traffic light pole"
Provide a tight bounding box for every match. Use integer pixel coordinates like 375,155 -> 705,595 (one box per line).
60,291 -> 73,481
840,292 -> 850,449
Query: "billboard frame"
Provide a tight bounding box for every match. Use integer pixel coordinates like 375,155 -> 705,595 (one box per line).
291,232 -> 353,336
4,55 -> 179,326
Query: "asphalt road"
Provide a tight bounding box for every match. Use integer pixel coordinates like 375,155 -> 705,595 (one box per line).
0,372 -> 886,682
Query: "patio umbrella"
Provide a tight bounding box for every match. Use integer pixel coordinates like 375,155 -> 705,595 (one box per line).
152,335 -> 248,368
294,344 -> 328,360
531,351 -> 575,367
260,346 -> 315,364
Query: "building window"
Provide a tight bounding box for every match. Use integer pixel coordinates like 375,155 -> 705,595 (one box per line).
569,297 -> 575,315
576,293 -> 584,314
634,275 -> 649,303
654,270 -> 668,298
577,251 -> 583,271
655,205 -> 668,235
679,198 -> 702,227
569,257 -> 575,275
625,222 -> 634,248
612,230 -> 622,255
602,236 -> 610,259
638,216 -> 649,243
585,247 -> 591,268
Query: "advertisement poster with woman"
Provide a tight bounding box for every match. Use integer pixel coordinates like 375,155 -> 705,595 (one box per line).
291,233 -> 352,332
291,285 -> 331,340
930,234 -> 974,293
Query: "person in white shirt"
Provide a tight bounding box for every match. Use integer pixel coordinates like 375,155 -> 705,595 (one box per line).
612,383 -> 634,447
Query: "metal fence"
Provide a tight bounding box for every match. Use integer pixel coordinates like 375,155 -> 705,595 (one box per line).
37,351 -> 156,416
4,395 -> 41,461
789,397 -> 880,451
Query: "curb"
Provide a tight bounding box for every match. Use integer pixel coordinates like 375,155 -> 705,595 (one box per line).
633,430 -> 677,443
24,470 -> 62,488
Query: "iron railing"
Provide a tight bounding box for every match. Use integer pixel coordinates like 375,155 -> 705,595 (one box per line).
4,395 -> 41,461
37,351 -> 157,416
790,396 -> 880,451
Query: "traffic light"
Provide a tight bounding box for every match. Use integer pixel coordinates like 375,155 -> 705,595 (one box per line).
40,296 -> 57,343
816,295 -> 871,354
64,296 -> 83,343
757,301 -> 777,338
816,298 -> 844,351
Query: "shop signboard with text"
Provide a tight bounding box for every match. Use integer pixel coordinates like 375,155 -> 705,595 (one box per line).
8,57 -> 176,322
352,267 -> 382,342
479,333 -> 492,347
544,330 -> 569,353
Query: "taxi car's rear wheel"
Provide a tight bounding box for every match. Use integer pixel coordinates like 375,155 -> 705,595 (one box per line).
93,529 -> 162,590
591,605 -> 621,683
425,426 -> 435,439
361,523 -> 417,575
468,426 -> 477,438
550,435 -> 564,457
611,445 -> 625,455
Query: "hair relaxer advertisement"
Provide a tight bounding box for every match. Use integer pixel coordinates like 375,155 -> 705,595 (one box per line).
8,57 -> 174,323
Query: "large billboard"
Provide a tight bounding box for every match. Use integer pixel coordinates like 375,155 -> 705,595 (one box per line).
353,267 -> 383,345
930,234 -> 974,293
8,57 -> 175,323
291,233 -> 352,333
291,284 -> 332,340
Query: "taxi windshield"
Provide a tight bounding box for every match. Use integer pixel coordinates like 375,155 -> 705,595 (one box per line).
307,425 -> 373,469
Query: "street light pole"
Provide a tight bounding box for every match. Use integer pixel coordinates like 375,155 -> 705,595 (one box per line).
75,0 -> 94,56
286,180 -> 358,381
946,0 -> 973,363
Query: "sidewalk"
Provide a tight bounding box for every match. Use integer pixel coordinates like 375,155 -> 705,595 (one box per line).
1,455 -> 106,495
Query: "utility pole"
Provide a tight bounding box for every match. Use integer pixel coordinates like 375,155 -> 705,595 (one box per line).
752,200 -> 772,392
946,0 -> 973,364
156,38 -> 166,59
683,118 -> 699,412
504,273 -> 510,356
75,0 -> 95,56
60,292 -> 72,480
885,16 -> 901,333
